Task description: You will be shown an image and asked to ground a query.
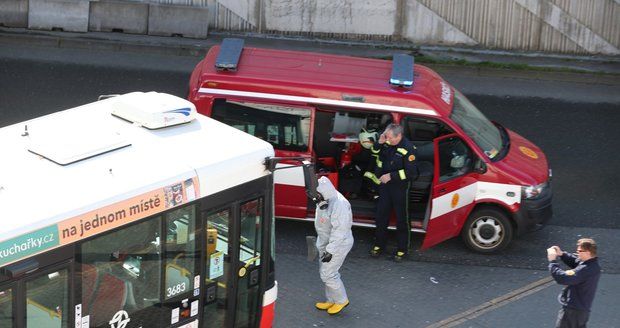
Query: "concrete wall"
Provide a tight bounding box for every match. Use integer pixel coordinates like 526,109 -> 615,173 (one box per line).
212,0 -> 620,55
89,1 -> 148,34
28,0 -> 90,32
0,0 -> 28,28
148,4 -> 209,38
1,0 -> 617,54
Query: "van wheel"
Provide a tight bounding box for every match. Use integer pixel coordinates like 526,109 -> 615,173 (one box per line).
461,208 -> 513,253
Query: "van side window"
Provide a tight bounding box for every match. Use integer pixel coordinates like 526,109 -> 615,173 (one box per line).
211,99 -> 311,152
437,136 -> 474,182
402,117 -> 452,146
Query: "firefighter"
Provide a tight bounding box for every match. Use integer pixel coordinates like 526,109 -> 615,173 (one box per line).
369,123 -> 417,262
314,176 -> 354,315
359,129 -> 381,197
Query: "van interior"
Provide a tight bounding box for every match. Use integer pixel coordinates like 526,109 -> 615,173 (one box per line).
210,99 -> 455,229
313,108 -> 453,228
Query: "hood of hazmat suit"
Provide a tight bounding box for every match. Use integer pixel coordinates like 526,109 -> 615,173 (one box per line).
314,177 -> 354,255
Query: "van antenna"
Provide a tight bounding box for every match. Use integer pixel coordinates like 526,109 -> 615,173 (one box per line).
21,125 -> 29,137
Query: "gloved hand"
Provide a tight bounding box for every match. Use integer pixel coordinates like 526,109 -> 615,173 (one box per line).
321,252 -> 333,263
547,247 -> 558,261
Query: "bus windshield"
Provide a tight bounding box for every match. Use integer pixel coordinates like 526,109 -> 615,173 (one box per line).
450,91 -> 503,159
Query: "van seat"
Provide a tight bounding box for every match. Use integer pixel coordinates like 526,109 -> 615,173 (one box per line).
414,142 -> 434,162
411,161 -> 433,190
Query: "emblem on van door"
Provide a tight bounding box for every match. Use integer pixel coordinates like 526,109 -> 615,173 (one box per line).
109,310 -> 130,328
518,146 -> 539,159
451,193 -> 460,208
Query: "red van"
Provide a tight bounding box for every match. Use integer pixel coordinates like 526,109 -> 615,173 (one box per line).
188,39 -> 552,253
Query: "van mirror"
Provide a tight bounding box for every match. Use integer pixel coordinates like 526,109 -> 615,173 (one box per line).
474,158 -> 487,174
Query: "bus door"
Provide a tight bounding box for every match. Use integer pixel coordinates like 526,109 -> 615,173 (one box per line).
160,205 -> 201,328
422,134 -> 478,249
0,256 -> 72,328
202,197 -> 265,328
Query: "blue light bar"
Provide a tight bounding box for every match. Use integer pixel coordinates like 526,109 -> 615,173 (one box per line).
389,54 -> 414,87
215,38 -> 245,71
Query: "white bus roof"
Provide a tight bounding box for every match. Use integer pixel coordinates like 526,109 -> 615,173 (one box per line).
0,92 -> 274,248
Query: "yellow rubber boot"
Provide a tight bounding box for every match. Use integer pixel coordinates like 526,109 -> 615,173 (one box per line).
327,301 -> 350,315
315,302 -> 334,310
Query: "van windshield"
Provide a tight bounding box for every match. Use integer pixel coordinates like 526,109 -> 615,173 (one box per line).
450,91 -> 503,159
211,99 -> 311,152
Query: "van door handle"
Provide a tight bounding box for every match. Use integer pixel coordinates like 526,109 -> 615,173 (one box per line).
439,188 -> 447,193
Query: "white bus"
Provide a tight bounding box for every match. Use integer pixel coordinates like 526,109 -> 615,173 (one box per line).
0,92 -> 312,328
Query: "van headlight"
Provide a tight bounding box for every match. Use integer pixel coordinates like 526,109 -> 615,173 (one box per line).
522,182 -> 548,199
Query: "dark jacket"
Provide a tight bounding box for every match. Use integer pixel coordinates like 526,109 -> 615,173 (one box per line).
371,138 -> 417,185
549,252 -> 601,312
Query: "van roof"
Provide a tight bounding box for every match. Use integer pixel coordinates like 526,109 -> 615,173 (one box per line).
199,45 -> 453,117
0,92 -> 274,244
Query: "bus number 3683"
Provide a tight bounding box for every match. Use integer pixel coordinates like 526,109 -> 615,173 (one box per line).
167,282 -> 187,298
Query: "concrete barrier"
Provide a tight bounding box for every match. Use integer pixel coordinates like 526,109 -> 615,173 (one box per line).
29,0 -> 89,32
0,0 -> 28,28
148,4 -> 209,39
89,0 -> 148,34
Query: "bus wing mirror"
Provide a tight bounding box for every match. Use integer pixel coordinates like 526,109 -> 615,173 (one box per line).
265,157 -> 318,200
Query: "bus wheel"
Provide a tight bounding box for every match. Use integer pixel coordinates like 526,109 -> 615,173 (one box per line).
461,208 -> 513,253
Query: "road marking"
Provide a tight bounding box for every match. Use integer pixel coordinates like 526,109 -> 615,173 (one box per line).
426,276 -> 556,328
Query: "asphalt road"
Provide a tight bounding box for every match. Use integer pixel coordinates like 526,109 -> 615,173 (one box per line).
1,44 -> 619,327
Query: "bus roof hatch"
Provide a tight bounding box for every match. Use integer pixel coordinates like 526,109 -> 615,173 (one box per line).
215,38 -> 245,71
389,54 -> 414,87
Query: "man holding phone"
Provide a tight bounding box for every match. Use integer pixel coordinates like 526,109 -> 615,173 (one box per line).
547,238 -> 601,328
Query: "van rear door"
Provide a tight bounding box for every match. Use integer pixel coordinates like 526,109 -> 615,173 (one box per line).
422,134 -> 478,249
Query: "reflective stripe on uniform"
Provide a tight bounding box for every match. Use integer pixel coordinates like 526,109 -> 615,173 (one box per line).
398,169 -> 406,180
364,172 -> 381,185
396,148 -> 408,155
376,157 -> 383,168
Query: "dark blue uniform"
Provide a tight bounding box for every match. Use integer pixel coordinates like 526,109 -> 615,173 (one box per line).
549,252 -> 601,327
371,137 -> 417,253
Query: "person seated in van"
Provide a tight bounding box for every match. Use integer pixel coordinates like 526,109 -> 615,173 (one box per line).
358,129 -> 381,198
368,123 -> 418,262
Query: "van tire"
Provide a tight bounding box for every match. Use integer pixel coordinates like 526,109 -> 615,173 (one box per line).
461,208 -> 513,253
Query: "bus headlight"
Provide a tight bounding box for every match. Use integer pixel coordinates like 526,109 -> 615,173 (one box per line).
522,182 -> 548,199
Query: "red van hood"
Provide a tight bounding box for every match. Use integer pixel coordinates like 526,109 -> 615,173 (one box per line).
493,129 -> 549,186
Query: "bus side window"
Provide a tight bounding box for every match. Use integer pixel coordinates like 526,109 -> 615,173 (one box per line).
0,288 -> 12,328
78,217 -> 162,321
26,269 -> 69,328
164,205 -> 197,300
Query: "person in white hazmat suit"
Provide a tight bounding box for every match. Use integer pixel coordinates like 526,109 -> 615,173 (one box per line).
314,176 -> 354,315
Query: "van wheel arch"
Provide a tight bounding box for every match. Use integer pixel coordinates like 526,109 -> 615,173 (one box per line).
461,204 -> 515,254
